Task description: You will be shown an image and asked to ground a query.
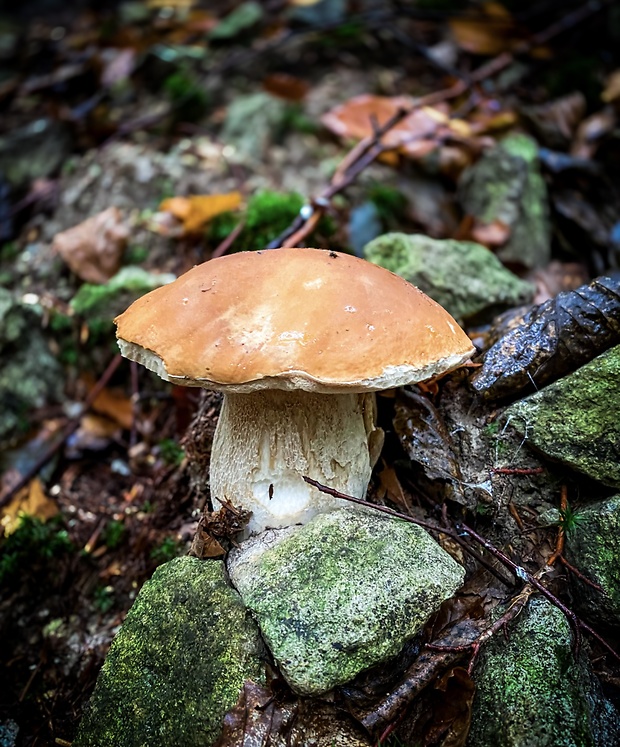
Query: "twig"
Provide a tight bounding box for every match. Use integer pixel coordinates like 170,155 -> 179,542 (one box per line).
364,588 -> 533,736
547,485 -> 567,567
492,467 -> 544,475
559,555 -> 608,595
0,355 -> 123,510
302,476 -> 457,538
363,648 -> 464,735
211,217 -> 246,258
270,0 -> 609,249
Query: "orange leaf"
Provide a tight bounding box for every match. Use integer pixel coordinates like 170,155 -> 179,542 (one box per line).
322,95 -> 449,161
160,192 -> 242,234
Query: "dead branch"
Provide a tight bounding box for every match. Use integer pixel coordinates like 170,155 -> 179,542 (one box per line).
304,477 -> 620,666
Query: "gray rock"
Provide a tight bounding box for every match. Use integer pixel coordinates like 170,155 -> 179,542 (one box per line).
74,557 -> 265,747
221,92 -> 291,160
0,119 -> 71,188
228,508 -> 464,695
565,495 -> 620,626
468,598 -> 620,747
504,345 -> 620,487
0,289 -> 63,447
459,134 -> 550,268
363,232 -> 534,323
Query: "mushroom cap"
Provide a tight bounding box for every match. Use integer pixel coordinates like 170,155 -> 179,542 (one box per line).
115,248 -> 474,393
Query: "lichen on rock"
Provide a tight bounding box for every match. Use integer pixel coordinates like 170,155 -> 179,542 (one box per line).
364,232 -> 534,323
459,133 -> 550,269
228,508 -> 465,695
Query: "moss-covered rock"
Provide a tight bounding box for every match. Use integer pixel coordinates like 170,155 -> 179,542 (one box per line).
504,345 -> 620,487
228,508 -> 464,695
0,289 -> 63,446
74,557 -> 265,747
363,232 -> 534,323
220,92 -> 291,159
565,495 -> 620,627
459,134 -> 550,268
468,598 -> 620,747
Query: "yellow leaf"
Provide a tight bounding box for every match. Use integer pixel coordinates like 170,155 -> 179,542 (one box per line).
1,478 -> 59,536
159,192 -> 243,234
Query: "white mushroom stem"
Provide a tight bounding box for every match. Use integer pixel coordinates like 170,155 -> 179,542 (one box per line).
210,390 -> 377,535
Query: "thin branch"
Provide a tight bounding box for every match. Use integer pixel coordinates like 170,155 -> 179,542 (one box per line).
305,477 -> 620,666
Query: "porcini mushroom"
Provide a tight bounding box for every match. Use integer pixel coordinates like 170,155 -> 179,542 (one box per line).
115,248 -> 474,534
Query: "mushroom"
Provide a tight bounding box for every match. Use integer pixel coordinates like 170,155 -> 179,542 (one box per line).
115,248 -> 474,535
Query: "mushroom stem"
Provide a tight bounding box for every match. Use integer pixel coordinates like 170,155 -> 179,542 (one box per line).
210,390 -> 375,535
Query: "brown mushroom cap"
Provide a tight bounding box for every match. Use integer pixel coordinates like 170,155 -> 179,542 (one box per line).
115,247 -> 474,393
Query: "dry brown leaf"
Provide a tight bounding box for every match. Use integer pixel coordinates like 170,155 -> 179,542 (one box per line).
322,95 -> 454,159
52,207 -> 129,284
471,219 -> 511,248
159,192 -> 242,234
92,389 -> 134,430
602,69 -> 620,103
449,2 -> 524,57
263,73 -> 309,101
1,478 -> 59,536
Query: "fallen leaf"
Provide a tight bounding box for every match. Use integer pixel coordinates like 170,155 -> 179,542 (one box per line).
91,387 -> 134,430
377,462 -> 413,513
322,95 -> 450,158
1,478 -> 59,536
470,218 -> 511,248
263,73 -> 309,101
159,192 -> 242,234
602,69 -> 620,103
449,2 -> 525,57
52,207 -> 129,284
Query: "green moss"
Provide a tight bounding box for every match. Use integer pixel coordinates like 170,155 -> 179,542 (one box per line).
158,438 -> 185,466
103,519 -> 126,550
0,241 -> 19,262
0,515 -> 73,586
209,190 -> 304,251
368,183 -> 407,225
163,69 -> 210,122
566,495 -> 620,624
124,245 -> 149,265
150,536 -> 184,565
506,346 -> 620,487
